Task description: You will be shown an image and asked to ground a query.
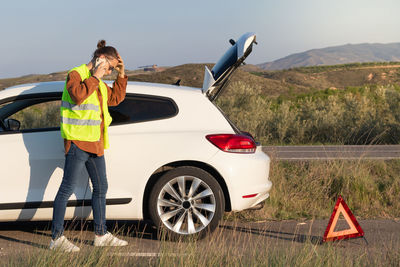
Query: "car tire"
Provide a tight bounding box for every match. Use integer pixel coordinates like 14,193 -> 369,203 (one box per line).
148,166 -> 225,240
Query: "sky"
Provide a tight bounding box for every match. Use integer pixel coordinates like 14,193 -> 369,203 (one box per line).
1,0 -> 399,78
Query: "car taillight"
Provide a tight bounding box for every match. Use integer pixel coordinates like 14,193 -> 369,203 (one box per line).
206,134 -> 256,153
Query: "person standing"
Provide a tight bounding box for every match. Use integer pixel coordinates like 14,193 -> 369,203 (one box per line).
50,40 -> 128,252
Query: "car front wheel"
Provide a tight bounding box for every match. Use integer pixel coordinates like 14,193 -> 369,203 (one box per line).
149,166 -> 225,240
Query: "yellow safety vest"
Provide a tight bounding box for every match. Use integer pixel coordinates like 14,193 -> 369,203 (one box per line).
60,64 -> 112,149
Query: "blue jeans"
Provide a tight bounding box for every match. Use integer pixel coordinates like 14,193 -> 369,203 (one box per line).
51,143 -> 108,240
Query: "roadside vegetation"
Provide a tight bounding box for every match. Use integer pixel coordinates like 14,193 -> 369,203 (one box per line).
4,242 -> 400,266
272,61 -> 400,74
218,82 -> 400,145
230,159 -> 400,222
3,219 -> 399,266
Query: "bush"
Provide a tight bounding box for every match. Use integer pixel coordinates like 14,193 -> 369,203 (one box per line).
217,82 -> 400,145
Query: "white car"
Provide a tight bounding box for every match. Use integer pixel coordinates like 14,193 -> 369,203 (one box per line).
0,33 -> 271,239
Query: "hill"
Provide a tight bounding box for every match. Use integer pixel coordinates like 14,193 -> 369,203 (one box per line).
255,62 -> 400,91
0,71 -> 68,91
259,43 -> 400,70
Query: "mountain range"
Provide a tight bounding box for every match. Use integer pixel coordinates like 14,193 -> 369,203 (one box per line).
258,43 -> 400,70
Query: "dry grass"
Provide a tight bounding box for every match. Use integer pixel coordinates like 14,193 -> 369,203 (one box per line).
2,222 -> 399,267
259,62 -> 400,89
234,159 -> 400,221
217,82 -> 400,145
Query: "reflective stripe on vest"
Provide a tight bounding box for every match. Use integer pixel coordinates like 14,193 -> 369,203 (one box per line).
60,64 -> 112,148
61,117 -> 101,126
61,101 -> 100,112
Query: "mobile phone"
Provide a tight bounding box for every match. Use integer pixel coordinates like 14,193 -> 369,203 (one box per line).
95,57 -> 106,68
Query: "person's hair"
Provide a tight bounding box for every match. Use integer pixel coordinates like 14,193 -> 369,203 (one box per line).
92,40 -> 118,60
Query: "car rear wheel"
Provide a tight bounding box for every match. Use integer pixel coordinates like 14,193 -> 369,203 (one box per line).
149,166 -> 224,240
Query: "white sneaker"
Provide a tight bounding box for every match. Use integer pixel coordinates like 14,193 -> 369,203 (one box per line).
49,236 -> 80,252
94,232 -> 128,247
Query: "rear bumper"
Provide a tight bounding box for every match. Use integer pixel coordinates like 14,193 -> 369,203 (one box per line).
245,199 -> 265,210
207,146 -> 272,211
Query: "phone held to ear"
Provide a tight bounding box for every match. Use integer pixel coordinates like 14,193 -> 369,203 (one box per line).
95,57 -> 106,68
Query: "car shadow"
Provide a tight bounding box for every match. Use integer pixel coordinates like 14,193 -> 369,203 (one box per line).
18,125 -> 91,221
0,221 -> 51,249
219,224 -> 323,245
0,234 -> 48,249
0,220 -> 159,249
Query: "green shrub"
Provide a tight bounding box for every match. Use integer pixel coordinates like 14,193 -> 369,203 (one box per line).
217,82 -> 400,145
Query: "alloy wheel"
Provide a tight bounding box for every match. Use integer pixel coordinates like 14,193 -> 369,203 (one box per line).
157,175 -> 216,235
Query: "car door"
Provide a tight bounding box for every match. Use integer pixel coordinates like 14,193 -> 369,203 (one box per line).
0,95 -> 90,221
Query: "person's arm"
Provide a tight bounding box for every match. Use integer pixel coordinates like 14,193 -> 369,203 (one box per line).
107,75 -> 127,106
66,70 -> 99,105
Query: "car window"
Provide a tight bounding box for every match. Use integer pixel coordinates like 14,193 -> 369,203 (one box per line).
0,93 -> 177,132
109,94 -> 178,125
0,103 -> 7,131
5,100 -> 60,131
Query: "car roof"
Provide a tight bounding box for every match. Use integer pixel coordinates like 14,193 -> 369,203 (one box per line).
0,81 -> 203,100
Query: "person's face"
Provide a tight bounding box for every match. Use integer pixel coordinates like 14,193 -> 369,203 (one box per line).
104,57 -> 119,75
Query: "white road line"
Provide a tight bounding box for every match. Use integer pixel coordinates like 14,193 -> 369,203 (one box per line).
114,252 -> 182,257
261,145 -> 400,160
275,157 -> 400,160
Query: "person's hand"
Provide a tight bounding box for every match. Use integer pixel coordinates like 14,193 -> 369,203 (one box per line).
114,53 -> 125,78
92,60 -> 107,79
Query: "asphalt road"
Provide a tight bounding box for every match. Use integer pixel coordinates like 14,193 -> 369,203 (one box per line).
0,219 -> 399,261
262,145 -> 400,160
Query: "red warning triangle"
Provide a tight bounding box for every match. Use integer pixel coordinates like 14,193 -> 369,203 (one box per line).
323,195 -> 364,242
